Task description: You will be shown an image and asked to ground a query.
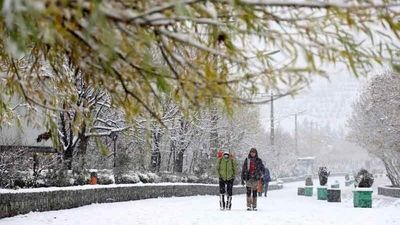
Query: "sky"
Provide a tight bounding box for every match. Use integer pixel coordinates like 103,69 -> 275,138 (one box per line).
259,69 -> 369,136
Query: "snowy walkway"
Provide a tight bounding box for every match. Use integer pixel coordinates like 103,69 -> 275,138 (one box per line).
1,177 -> 399,225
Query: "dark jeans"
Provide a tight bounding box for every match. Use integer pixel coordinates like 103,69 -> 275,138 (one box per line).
219,179 -> 234,196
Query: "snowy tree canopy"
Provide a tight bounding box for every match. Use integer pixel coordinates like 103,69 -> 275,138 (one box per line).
348,69 -> 400,187
1,0 -> 400,122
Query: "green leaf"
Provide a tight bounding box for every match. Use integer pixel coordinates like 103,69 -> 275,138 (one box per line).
156,76 -> 170,93
305,50 -> 316,71
175,1 -> 191,17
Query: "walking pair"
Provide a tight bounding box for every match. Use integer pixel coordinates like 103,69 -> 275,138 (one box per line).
217,148 -> 267,211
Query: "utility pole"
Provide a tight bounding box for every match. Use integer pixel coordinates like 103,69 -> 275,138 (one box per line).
270,92 -> 274,146
294,110 -> 306,156
295,113 -> 298,155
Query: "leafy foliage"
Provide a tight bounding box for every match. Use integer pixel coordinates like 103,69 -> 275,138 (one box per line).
1,0 -> 400,123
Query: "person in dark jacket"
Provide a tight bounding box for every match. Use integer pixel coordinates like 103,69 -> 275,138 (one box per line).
216,151 -> 237,210
241,148 -> 265,211
263,166 -> 271,197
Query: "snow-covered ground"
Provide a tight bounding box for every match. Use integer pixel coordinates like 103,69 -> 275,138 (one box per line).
1,177 -> 399,225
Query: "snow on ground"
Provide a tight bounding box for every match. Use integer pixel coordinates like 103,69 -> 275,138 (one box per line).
1,177 -> 399,225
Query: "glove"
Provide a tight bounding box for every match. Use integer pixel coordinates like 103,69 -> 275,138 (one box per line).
241,180 -> 245,186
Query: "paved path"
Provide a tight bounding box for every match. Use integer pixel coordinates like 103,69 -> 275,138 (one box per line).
1,177 -> 399,225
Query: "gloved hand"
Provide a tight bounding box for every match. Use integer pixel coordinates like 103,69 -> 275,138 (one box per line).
241,180 -> 245,186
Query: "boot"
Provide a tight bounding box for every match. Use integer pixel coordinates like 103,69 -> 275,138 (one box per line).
226,196 -> 232,210
219,194 -> 225,210
252,197 -> 257,211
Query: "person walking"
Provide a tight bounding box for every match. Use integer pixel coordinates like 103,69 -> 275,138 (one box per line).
241,148 -> 265,211
263,166 -> 271,197
216,151 -> 237,210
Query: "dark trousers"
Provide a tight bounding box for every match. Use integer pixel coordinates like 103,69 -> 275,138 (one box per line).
264,182 -> 269,196
246,187 -> 257,198
219,179 -> 234,196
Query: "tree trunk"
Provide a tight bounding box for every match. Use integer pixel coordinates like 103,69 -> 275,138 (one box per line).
382,151 -> 400,187
150,127 -> 162,173
210,107 -> 219,156
173,118 -> 190,173
174,150 -> 184,173
63,146 -> 74,170
189,151 -> 197,174
138,147 -> 146,170
167,140 -> 175,172
77,134 -> 88,173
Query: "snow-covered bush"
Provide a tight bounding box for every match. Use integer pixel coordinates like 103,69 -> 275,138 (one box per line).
0,147 -> 35,188
137,172 -> 150,183
115,172 -> 140,184
97,175 -> 114,185
146,172 -> 161,183
186,175 -> 200,183
114,171 -> 162,184
96,170 -> 114,184
44,169 -> 71,187
115,171 -> 161,184
158,172 -> 217,184
159,173 -> 180,183
197,174 -> 218,184
74,173 -> 90,185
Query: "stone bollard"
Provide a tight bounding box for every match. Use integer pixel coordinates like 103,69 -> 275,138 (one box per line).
353,188 -> 373,208
297,187 -> 305,196
304,186 -> 313,197
317,186 -> 328,200
331,180 -> 340,189
327,188 -> 341,202
303,176 -> 313,197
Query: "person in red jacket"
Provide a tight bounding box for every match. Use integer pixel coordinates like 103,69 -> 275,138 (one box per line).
241,148 -> 265,211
